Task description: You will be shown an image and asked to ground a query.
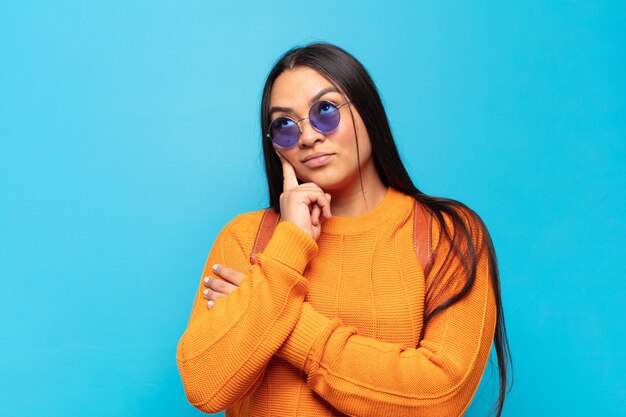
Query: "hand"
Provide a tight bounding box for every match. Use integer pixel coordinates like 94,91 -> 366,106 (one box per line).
203,263 -> 245,309
278,153 -> 332,241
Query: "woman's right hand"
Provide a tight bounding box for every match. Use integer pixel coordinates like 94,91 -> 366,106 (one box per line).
278,154 -> 332,241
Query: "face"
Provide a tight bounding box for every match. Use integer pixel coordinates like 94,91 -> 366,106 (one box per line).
269,67 -> 377,193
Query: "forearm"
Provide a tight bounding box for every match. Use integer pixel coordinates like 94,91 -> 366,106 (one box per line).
177,220 -> 317,413
276,249 -> 496,416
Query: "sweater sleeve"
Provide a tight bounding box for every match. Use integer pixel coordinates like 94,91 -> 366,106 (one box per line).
275,212 -> 497,417
177,214 -> 317,414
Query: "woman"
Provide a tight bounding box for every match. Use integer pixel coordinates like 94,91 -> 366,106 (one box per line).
177,43 -> 511,416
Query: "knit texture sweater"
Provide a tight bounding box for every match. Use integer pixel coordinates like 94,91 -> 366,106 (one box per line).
177,187 -> 497,416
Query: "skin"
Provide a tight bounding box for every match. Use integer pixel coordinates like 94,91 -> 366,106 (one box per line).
203,67 -> 387,308
270,67 -> 386,218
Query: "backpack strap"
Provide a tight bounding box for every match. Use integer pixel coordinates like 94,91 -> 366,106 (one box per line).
250,202 -> 434,277
413,201 -> 434,278
250,209 -> 280,265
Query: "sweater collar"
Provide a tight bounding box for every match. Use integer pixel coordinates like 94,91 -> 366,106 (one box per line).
321,187 -> 414,235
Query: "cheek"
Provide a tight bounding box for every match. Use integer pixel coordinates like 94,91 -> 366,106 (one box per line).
276,148 -> 306,179
276,147 -> 296,164
353,120 -> 373,159
336,109 -> 367,151
332,123 -> 357,151
358,134 -> 373,159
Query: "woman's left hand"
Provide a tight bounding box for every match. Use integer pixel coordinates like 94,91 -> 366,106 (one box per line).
202,264 -> 244,309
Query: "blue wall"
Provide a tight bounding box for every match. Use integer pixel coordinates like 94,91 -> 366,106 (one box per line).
1,1 -> 624,416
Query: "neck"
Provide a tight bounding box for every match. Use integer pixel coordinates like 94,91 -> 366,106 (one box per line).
329,172 -> 387,217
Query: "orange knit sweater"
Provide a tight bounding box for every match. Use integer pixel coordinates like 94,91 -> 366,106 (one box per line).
177,188 -> 497,416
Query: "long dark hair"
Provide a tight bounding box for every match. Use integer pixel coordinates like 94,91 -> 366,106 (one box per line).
260,42 -> 512,416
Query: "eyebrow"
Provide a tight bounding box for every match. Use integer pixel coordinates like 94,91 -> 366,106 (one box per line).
269,87 -> 339,116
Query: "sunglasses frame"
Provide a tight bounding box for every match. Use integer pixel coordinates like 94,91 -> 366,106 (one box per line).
266,99 -> 351,149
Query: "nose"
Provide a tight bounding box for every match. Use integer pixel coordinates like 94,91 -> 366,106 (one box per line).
297,117 -> 324,148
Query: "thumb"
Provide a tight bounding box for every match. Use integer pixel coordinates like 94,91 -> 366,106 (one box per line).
276,151 -> 299,191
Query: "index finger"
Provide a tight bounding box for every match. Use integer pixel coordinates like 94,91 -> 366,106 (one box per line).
277,152 -> 299,191
212,264 -> 246,286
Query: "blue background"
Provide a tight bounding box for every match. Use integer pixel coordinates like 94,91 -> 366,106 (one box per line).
1,1 -> 624,416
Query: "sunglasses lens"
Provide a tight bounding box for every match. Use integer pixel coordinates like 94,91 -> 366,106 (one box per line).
269,117 -> 299,149
310,101 -> 340,133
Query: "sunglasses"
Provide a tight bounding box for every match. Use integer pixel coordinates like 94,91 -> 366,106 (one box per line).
266,100 -> 351,149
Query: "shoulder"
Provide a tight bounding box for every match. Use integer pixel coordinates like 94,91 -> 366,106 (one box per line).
218,209 -> 270,240
428,200 -> 488,252
214,209 -> 272,255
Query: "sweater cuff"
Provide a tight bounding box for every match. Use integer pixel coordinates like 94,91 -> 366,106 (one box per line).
258,221 -> 318,275
278,302 -> 338,373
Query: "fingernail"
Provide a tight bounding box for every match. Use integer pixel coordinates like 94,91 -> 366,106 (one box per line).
204,277 -> 209,284
212,264 -> 218,272
203,289 -> 209,296
207,300 -> 215,309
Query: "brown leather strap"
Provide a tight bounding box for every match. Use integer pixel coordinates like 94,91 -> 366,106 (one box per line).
413,201 -> 434,278
250,209 -> 280,265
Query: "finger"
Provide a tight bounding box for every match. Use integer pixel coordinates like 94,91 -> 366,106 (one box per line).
309,189 -> 332,220
277,152 -> 299,191
324,193 -> 333,219
310,204 -> 321,226
203,287 -> 214,301
204,277 -> 239,296
322,202 -> 332,220
203,287 -> 228,300
210,275 -> 239,294
297,188 -> 331,221
212,264 -> 245,286
203,276 -> 213,288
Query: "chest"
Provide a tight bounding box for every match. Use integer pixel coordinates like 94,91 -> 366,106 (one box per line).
304,228 -> 426,347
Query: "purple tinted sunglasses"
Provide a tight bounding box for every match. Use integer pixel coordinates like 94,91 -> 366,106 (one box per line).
266,100 -> 351,149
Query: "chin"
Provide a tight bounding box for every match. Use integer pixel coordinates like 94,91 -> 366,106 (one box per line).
299,173 -> 352,193
293,160 -> 358,189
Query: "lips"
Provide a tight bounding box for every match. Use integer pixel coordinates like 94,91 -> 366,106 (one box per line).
301,152 -> 334,168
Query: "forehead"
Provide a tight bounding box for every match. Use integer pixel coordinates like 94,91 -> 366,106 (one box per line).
270,67 -> 337,106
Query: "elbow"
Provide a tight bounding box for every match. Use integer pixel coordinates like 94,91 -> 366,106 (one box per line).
410,353 -> 481,415
178,358 -> 230,414
177,339 -> 229,414
176,333 -> 268,414
436,388 -> 478,417
185,388 -> 227,415
430,358 -> 487,416
440,385 -> 475,417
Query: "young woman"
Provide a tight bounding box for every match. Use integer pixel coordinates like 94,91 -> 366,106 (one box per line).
177,43 -> 511,417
